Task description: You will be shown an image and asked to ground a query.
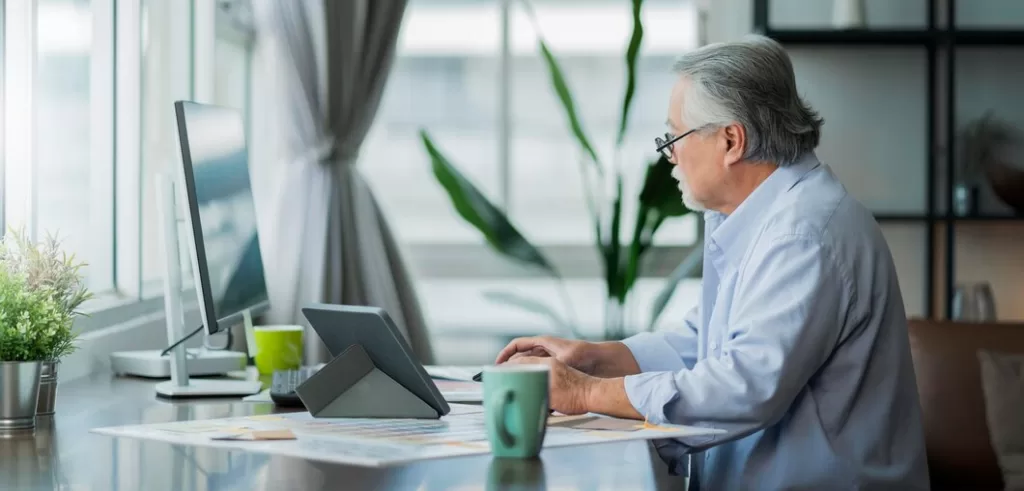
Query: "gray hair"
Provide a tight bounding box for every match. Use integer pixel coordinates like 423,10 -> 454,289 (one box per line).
672,34 -> 823,165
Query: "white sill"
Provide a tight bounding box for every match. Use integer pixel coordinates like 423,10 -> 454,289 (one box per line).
74,288 -> 200,335
80,291 -> 140,314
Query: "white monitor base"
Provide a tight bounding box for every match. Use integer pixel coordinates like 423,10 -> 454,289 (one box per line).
155,379 -> 262,398
110,349 -> 247,378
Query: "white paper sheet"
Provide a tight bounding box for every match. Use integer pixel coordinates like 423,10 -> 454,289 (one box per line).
424,365 -> 483,382
91,405 -> 722,467
434,380 -> 483,403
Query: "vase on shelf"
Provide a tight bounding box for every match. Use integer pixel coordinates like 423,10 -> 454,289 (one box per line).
952,182 -> 979,216
952,282 -> 997,322
832,0 -> 866,29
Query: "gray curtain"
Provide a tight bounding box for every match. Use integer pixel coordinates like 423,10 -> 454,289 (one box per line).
258,0 -> 433,364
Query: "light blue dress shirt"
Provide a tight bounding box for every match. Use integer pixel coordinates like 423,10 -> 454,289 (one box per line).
623,153 -> 930,490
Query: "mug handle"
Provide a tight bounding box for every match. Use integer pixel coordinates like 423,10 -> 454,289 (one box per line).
490,388 -> 516,448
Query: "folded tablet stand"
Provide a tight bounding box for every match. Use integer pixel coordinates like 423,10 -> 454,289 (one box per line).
295,344 -> 440,419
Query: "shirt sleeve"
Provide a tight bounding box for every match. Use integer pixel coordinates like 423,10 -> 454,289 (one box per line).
623,234 -> 851,449
621,303 -> 700,373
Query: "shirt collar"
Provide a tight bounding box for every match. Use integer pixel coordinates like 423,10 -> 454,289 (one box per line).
705,152 -> 822,268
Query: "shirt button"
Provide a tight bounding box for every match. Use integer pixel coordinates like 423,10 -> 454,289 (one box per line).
710,341 -> 718,350
709,243 -> 719,252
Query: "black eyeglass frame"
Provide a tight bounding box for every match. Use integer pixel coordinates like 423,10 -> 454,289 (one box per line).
655,128 -> 697,160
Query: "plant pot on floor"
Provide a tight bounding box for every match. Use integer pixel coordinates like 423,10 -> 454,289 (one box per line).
0,361 -> 43,432
36,361 -> 58,416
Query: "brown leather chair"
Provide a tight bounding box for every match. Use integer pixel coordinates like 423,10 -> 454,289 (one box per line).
908,319 -> 1024,490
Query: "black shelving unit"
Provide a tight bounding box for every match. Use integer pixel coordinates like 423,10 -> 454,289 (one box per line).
760,29 -> 936,45
753,0 -> 1024,319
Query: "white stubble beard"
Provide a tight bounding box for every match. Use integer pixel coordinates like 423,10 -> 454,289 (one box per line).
670,165 -> 706,212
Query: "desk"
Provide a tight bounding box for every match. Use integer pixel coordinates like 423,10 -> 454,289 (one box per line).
0,372 -> 683,491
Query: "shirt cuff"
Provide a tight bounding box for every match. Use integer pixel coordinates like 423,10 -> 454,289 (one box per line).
621,332 -> 688,373
625,371 -> 720,448
623,371 -> 678,424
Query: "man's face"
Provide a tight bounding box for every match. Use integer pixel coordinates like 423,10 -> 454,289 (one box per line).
665,78 -> 729,212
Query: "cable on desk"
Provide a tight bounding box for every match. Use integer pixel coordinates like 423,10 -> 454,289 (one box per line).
160,325 -> 204,357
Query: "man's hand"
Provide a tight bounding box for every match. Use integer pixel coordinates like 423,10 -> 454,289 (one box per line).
502,356 -> 644,420
503,356 -> 594,415
496,336 -> 642,378
496,336 -> 597,373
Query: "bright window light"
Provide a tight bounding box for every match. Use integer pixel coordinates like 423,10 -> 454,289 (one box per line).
398,3 -> 697,56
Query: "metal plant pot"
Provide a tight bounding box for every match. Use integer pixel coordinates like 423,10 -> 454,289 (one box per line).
0,361 -> 43,432
36,361 -> 58,416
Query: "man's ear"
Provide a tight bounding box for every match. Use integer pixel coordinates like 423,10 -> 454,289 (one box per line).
722,122 -> 746,167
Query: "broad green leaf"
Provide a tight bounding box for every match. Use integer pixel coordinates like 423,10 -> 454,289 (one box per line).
617,0 -> 645,146
520,0 -> 602,175
482,290 -> 582,339
604,176 -> 625,301
420,130 -> 558,276
639,155 -> 688,218
623,203 -> 649,295
648,243 -> 703,331
623,156 -> 691,293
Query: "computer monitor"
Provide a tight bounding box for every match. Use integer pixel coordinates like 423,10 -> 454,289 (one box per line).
174,100 -> 269,337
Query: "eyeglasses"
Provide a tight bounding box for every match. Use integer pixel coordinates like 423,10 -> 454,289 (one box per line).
655,128 -> 697,161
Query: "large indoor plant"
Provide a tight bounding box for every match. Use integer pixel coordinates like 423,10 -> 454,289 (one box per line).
0,228 -> 91,427
418,0 -> 702,340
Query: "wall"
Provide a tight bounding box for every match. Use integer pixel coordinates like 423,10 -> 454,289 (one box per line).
709,0 -> 1024,321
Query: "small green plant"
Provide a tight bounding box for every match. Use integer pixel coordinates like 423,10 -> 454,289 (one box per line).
0,228 -> 92,362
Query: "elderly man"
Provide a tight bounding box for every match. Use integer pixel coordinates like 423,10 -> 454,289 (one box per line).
496,35 -> 929,489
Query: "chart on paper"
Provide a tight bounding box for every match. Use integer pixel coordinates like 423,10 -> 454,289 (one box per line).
92,404 -> 724,467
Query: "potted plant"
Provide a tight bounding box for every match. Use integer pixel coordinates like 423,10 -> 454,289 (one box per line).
418,0 -> 701,340
0,228 -> 91,428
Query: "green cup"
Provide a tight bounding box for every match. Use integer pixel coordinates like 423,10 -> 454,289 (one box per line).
252,325 -> 304,375
483,364 -> 550,459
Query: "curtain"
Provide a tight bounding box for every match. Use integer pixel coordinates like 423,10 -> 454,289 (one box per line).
254,0 -> 433,365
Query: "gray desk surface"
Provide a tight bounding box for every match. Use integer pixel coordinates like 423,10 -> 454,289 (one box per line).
0,372 -> 682,491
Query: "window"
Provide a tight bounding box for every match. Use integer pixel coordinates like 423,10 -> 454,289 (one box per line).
138,0 -> 194,298
364,0 -> 699,252
361,1 -> 502,244
509,0 -> 698,246
360,1 -> 703,336
2,0 -> 253,330
3,0 -> 115,294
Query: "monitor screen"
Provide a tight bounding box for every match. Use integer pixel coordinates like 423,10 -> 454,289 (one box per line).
175,101 -> 269,334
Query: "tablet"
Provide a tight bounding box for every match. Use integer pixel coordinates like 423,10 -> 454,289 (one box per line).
301,303 -> 450,417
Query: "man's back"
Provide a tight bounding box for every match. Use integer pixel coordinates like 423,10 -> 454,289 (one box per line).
712,155 -> 928,489
629,154 -> 930,490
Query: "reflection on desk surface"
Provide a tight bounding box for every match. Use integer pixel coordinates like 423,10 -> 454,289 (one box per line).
0,372 -> 680,491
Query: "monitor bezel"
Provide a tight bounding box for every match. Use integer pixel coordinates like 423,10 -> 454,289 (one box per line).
174,100 -> 269,337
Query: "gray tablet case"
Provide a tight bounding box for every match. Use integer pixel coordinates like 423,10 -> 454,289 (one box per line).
294,344 -> 439,419
298,304 -> 450,419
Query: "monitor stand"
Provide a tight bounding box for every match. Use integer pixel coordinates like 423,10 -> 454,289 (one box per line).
151,173 -> 261,398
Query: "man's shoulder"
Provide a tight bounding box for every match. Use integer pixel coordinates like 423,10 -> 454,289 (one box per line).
759,166 -> 884,253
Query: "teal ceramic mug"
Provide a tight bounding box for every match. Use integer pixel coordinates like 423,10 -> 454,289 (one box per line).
483,364 -> 550,459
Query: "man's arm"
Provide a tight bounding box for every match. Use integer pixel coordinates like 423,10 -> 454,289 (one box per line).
494,304 -> 699,378
585,377 -> 643,419
609,304 -> 701,377
583,236 -> 849,439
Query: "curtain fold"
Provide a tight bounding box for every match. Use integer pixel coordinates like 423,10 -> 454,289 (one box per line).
257,0 -> 433,364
